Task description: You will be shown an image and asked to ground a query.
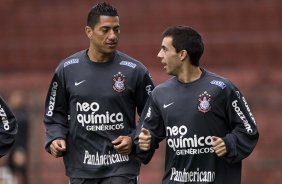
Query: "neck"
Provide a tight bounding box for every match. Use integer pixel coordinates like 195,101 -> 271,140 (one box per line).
87,47 -> 114,63
177,65 -> 202,83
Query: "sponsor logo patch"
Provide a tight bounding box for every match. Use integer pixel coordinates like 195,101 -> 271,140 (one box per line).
166,125 -> 214,155
119,61 -> 136,69
113,72 -> 126,93
232,100 -> 253,133
76,101 -> 124,131
0,105 -> 10,130
170,167 -> 215,182
64,58 -> 79,67
83,150 -> 129,166
46,81 -> 58,117
210,80 -> 226,89
198,91 -> 212,113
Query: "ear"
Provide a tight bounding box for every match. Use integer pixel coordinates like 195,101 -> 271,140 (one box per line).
179,50 -> 188,61
85,26 -> 93,39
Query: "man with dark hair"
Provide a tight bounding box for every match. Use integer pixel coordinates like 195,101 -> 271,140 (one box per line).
137,26 -> 259,184
0,96 -> 18,158
43,2 -> 154,184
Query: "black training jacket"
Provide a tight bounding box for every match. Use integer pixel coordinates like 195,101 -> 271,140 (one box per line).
137,69 -> 259,184
0,96 -> 18,157
44,50 -> 154,178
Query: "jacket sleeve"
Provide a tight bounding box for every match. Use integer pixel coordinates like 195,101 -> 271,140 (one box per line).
222,84 -> 259,163
43,67 -> 69,153
133,94 -> 166,164
128,70 -> 154,140
0,96 -> 18,157
135,70 -> 154,116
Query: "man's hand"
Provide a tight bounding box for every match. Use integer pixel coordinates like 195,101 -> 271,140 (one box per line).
50,139 -> 66,158
138,128 -> 151,151
112,136 -> 132,155
212,136 -> 227,157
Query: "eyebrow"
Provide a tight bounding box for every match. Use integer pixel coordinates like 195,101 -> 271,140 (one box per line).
100,25 -> 120,28
161,45 -> 167,50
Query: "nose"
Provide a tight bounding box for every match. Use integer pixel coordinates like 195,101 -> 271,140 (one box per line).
108,29 -> 118,40
157,50 -> 165,64
157,50 -> 163,58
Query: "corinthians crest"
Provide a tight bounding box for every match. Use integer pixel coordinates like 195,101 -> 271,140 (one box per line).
198,91 -> 212,113
113,72 -> 126,93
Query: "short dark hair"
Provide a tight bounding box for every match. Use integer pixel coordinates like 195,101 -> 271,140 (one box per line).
87,2 -> 119,28
163,26 -> 204,66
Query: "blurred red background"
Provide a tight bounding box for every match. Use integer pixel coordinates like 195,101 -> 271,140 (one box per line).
0,0 -> 281,183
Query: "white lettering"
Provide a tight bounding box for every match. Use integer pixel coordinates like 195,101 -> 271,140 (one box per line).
170,167 -> 215,182
76,102 -> 124,131
167,125 -> 187,137
232,100 -> 253,133
166,125 -> 213,153
83,150 -> 129,166
176,147 -> 214,155
242,97 -> 256,124
0,106 -> 10,130
145,85 -> 152,95
46,82 -> 58,117
167,135 -> 213,151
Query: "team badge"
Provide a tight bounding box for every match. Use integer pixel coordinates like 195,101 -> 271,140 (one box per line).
113,72 -> 126,93
198,91 -> 212,113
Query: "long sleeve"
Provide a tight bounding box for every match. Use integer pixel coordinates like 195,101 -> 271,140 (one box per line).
135,70 -> 154,116
134,95 -> 166,164
129,70 -> 154,140
0,96 -> 18,156
43,67 -> 69,153
222,85 -> 259,163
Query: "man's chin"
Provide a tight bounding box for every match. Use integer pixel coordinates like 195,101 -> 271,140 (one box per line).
103,48 -> 116,54
107,44 -> 118,50
165,68 -> 171,75
105,47 -> 117,53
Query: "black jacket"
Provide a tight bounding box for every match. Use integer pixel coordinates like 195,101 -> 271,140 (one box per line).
137,69 -> 259,184
44,50 -> 154,178
0,96 -> 18,157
